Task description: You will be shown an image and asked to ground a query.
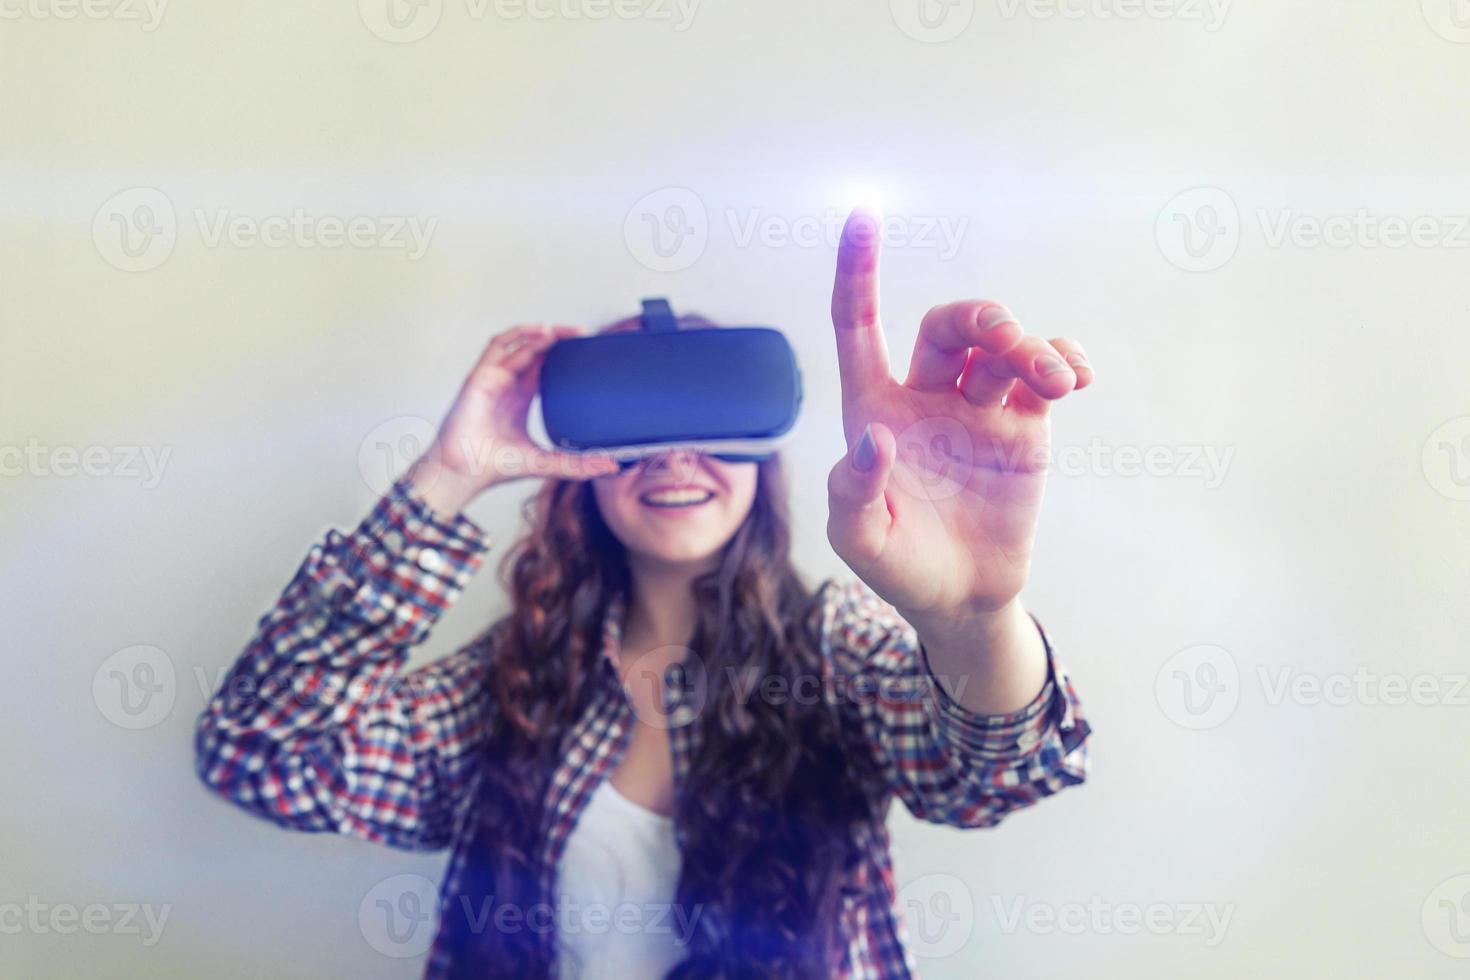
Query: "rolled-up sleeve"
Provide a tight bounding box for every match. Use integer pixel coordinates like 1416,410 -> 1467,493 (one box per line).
821,579 -> 1090,828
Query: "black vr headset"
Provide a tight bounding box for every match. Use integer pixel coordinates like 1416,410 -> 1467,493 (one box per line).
538,298 -> 804,471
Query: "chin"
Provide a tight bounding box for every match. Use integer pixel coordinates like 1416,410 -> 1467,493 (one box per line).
632,539 -> 725,567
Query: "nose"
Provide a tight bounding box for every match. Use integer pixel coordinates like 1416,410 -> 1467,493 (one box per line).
651,447 -> 700,465
630,448 -> 706,480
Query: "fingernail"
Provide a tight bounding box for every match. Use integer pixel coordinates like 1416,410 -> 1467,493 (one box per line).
852,424 -> 877,472
1037,355 -> 1070,376
1065,352 -> 1089,368
977,305 -> 1018,331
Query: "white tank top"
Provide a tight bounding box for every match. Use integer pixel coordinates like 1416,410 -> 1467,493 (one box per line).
553,778 -> 687,979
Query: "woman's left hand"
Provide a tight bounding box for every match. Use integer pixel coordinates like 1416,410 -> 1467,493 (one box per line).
825,207 -> 1094,629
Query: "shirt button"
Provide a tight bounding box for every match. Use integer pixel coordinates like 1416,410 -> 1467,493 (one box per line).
417,548 -> 444,573
1016,729 -> 1041,750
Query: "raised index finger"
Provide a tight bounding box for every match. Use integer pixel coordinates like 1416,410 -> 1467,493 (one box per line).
831,207 -> 893,400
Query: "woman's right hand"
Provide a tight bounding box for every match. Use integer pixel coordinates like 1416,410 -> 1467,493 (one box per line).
405,324 -> 621,516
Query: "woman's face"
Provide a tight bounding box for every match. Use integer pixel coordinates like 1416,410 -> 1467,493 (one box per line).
591,449 -> 759,567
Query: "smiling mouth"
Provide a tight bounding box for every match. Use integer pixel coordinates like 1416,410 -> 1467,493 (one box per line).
638,488 -> 716,508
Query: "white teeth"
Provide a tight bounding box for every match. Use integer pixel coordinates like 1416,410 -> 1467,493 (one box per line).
640,488 -> 714,507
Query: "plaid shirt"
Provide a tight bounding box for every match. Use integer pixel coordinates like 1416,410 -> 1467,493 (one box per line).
195,480 -> 1091,978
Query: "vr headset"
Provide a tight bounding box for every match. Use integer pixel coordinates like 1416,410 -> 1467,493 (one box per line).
538,298 -> 804,470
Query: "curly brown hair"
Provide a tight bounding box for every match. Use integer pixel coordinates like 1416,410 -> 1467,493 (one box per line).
439,317 -> 878,978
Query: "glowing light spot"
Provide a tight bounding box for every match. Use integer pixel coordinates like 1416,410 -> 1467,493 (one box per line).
833,182 -> 891,214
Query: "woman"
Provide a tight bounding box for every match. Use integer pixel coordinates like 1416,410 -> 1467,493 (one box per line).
194,209 -> 1093,978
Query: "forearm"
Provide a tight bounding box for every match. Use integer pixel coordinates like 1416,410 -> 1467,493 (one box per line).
195,480 -> 492,843
906,596 -> 1050,716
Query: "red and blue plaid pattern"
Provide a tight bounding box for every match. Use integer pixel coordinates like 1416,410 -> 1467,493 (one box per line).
195,480 -> 1091,977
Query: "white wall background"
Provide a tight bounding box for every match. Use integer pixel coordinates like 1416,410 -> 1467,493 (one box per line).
4,1 -> 1470,976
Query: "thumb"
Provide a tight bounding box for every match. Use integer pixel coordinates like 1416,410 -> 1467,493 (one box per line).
826,421 -> 896,564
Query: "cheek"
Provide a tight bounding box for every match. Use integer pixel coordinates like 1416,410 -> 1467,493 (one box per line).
724,469 -> 759,521
591,478 -> 635,531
